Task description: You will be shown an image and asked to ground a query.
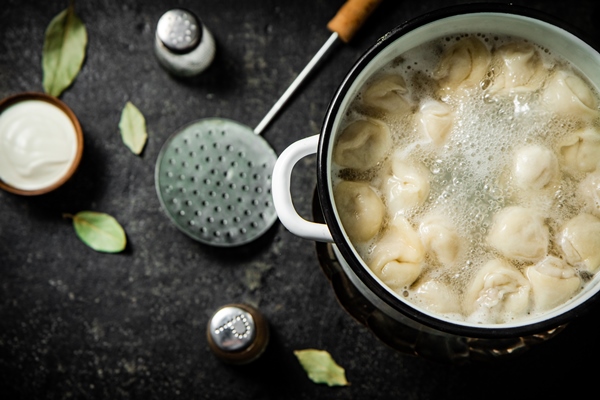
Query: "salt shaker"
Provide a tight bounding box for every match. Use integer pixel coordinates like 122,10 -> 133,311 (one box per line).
207,304 -> 270,365
154,8 -> 216,77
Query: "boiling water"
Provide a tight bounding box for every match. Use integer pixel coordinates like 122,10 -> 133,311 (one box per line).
332,33 -> 600,324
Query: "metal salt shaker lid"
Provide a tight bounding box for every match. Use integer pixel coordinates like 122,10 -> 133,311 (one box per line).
156,9 -> 202,54
207,304 -> 270,364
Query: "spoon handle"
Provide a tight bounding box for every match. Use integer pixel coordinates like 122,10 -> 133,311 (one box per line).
253,0 -> 382,136
328,0 -> 383,43
253,32 -> 339,136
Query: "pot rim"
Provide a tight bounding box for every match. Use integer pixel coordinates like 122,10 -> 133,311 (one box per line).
317,3 -> 600,338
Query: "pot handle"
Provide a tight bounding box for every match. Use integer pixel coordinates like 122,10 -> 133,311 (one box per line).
272,135 -> 334,243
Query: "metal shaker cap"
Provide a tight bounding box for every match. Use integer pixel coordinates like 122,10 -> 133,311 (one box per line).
156,9 -> 202,54
207,304 -> 269,364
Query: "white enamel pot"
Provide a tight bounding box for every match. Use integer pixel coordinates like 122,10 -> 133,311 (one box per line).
272,4 -> 600,339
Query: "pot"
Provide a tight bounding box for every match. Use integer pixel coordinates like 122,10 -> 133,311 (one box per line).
272,4 -> 600,340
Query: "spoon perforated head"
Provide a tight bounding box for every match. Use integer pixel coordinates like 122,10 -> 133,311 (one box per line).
155,118 -> 278,247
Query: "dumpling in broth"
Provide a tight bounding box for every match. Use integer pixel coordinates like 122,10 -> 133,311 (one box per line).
525,256 -> 580,312
558,213 -> 600,273
368,216 -> 424,291
418,212 -> 462,265
334,181 -> 385,243
487,42 -> 546,95
417,100 -> 454,146
362,73 -> 411,115
380,152 -> 431,218
411,279 -> 461,315
333,118 -> 392,170
434,36 -> 491,97
542,70 -> 598,120
578,171 -> 600,217
487,206 -> 549,262
512,144 -> 559,190
463,258 -> 531,323
558,127 -> 600,174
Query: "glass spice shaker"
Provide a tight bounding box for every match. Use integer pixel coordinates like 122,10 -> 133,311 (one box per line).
207,304 -> 270,365
154,8 -> 216,77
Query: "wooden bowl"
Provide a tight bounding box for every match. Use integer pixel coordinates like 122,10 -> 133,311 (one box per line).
0,92 -> 84,196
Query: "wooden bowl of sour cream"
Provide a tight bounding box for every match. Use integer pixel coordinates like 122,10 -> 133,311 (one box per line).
0,92 -> 83,196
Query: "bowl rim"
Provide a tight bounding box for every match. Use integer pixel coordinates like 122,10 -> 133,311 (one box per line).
317,3 -> 600,338
0,92 -> 84,196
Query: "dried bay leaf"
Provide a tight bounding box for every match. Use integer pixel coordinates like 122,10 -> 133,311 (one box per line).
293,349 -> 349,387
42,3 -> 88,97
64,211 -> 127,253
119,102 -> 148,155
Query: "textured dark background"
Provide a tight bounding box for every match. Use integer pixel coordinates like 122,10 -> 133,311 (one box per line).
2,0 -> 600,399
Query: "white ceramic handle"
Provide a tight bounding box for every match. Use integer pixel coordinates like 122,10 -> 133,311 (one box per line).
272,135 -> 334,242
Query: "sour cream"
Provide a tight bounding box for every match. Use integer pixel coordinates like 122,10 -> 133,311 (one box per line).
0,99 -> 78,191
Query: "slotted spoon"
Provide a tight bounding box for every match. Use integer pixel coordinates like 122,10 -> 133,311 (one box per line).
155,0 -> 382,246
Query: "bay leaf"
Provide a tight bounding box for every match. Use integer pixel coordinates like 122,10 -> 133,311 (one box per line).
65,211 -> 127,253
119,102 -> 148,155
42,4 -> 88,97
293,349 -> 349,387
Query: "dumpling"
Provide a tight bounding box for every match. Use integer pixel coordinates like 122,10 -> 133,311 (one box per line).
411,279 -> 461,315
333,180 -> 385,243
542,70 -> 598,120
525,256 -> 580,312
368,216 -> 425,291
380,151 -> 431,217
558,213 -> 600,273
362,73 -> 411,114
558,127 -> 600,174
418,212 -> 462,265
487,42 -> 546,95
333,118 -> 392,170
487,206 -> 549,262
434,36 -> 491,96
578,171 -> 600,217
417,100 -> 454,146
463,258 -> 531,323
512,144 -> 559,190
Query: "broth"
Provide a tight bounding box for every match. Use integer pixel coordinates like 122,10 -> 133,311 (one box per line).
332,33 -> 600,324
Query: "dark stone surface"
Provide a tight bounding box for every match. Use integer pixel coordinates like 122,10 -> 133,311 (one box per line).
2,0 -> 600,399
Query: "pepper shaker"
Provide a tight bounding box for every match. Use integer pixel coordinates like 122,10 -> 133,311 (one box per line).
154,8 -> 216,77
207,304 -> 270,365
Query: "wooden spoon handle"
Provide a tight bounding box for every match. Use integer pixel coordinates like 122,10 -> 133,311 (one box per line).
327,0 -> 383,43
